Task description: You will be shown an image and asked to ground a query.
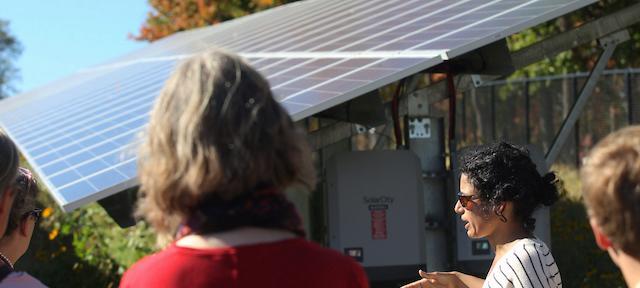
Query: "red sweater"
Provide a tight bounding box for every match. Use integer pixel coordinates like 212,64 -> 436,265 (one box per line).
120,238 -> 369,288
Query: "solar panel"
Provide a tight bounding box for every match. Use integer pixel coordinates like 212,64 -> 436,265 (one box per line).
0,0 -> 596,211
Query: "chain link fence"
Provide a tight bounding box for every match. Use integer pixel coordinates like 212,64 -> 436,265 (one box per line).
455,68 -> 640,169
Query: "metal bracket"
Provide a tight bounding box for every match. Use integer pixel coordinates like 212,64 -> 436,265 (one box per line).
470,74 -> 485,87
545,30 -> 630,166
405,74 -> 428,115
353,123 -> 368,134
408,117 -> 432,139
424,217 -> 442,230
407,89 -> 431,116
422,171 -> 448,179
597,29 -> 631,48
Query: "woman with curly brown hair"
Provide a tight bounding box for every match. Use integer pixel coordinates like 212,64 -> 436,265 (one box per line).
404,142 -> 561,288
120,49 -> 368,288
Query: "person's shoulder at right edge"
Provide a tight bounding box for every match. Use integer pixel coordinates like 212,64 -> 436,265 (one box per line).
0,271 -> 48,288
287,238 -> 369,288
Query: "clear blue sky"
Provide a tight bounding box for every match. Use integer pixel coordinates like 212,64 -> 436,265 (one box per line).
0,0 -> 150,94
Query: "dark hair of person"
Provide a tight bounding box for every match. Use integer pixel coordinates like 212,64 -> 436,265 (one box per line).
459,141 -> 559,231
0,130 -> 19,196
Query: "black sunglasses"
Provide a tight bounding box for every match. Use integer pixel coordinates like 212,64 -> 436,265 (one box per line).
457,192 -> 479,209
22,208 -> 43,222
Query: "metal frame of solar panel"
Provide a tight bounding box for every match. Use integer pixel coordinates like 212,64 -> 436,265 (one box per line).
0,0 -> 596,212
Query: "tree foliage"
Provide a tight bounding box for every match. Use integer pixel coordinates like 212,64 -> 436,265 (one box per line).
0,19 -> 22,99
135,0 -> 299,42
21,182 -> 156,287
507,0 -> 640,78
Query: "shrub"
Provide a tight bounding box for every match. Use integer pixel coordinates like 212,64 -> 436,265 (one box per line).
17,188 -> 156,287
551,164 -> 625,288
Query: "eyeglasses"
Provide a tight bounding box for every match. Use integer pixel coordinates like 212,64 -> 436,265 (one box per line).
457,192 -> 479,209
22,208 -> 43,222
16,167 -> 35,193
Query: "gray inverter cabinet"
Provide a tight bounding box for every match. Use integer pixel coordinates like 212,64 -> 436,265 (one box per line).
327,150 -> 425,281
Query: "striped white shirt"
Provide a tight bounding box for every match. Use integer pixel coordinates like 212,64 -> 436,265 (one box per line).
483,238 -> 561,288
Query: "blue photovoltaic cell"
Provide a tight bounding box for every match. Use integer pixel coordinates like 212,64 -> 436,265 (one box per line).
0,60 -> 178,210
0,0 -> 596,211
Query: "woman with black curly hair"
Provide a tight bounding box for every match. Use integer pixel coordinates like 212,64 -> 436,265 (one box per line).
404,142 -> 561,288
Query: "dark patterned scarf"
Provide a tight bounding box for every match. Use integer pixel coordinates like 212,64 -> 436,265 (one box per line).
179,186 -> 305,238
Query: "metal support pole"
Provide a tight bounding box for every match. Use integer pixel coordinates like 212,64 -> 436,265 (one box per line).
573,77 -> 581,168
372,123 -> 392,150
524,78 -> 530,144
626,70 -> 635,125
462,91 -> 466,142
407,73 -> 449,272
491,86 -> 496,141
545,30 -> 629,167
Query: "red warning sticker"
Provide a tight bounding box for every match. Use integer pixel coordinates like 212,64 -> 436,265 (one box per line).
370,205 -> 388,240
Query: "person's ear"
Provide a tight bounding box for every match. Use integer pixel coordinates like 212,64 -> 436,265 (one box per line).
495,202 -> 506,214
589,218 -> 613,250
492,202 -> 507,216
19,218 -> 30,237
493,202 -> 508,222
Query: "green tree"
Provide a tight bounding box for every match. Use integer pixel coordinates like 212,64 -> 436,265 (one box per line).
508,0 -> 640,77
501,0 -> 640,152
0,19 -> 22,99
135,0 -> 299,42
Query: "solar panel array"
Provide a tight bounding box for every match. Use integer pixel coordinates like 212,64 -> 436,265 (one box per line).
0,0 -> 596,211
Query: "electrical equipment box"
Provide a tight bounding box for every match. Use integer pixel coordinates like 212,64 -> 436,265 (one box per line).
455,145 -> 552,274
327,150 -> 425,282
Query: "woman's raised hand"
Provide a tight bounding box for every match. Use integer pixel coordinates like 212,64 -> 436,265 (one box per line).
400,278 -> 429,288
401,270 -> 469,288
